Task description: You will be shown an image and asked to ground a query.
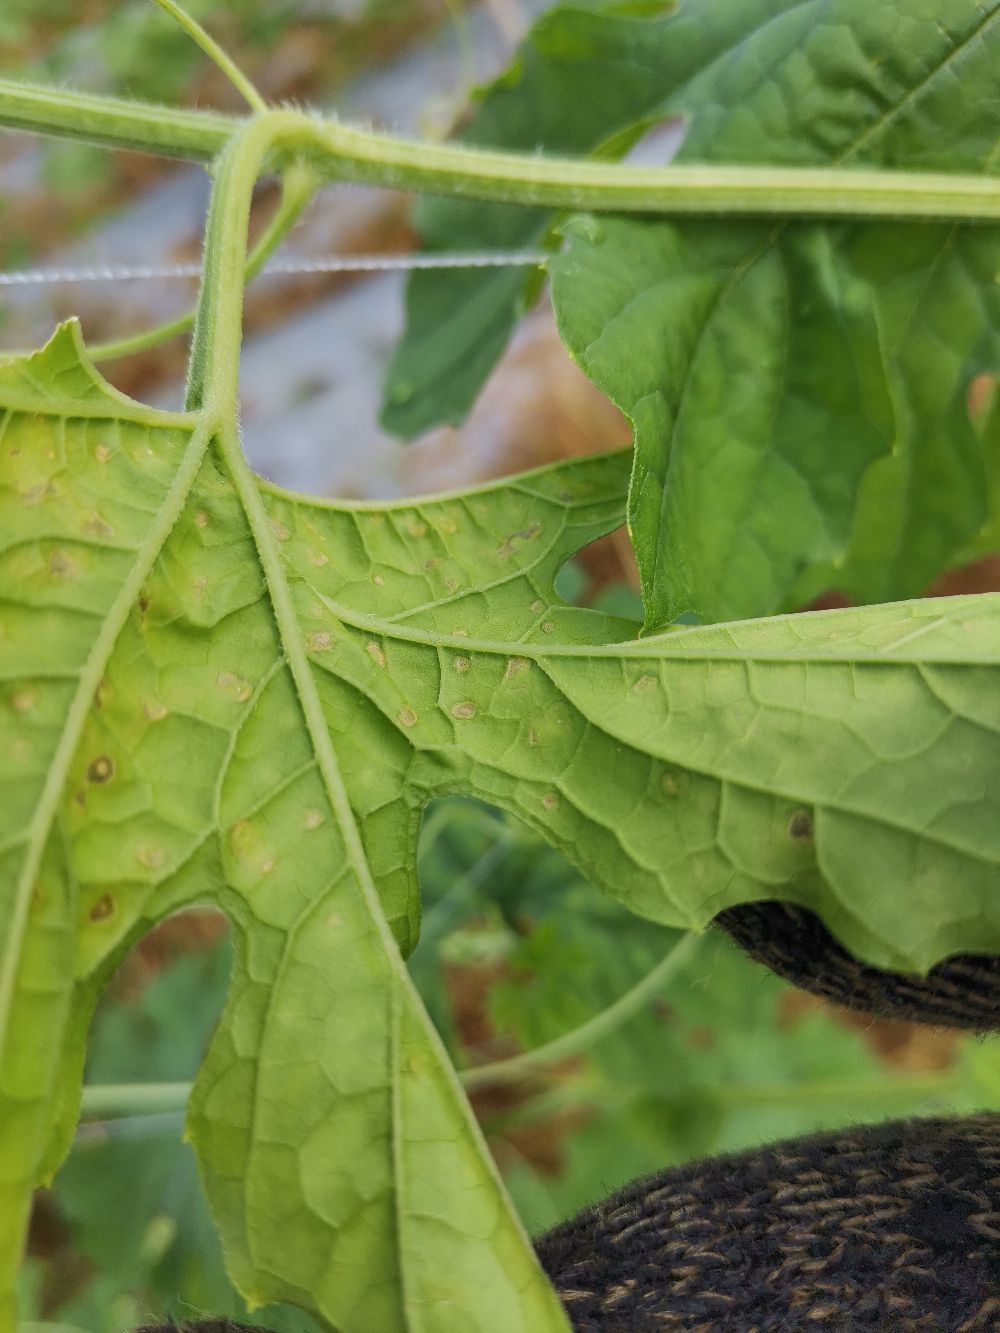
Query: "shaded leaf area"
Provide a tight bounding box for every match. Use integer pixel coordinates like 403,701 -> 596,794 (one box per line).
383,0 -> 1000,628
551,212 -> 1000,630
2,326 -> 1000,1327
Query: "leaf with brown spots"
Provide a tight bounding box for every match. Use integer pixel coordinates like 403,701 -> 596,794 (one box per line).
3,324 -> 1000,1329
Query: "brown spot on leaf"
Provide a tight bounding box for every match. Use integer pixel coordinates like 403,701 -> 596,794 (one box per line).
87,755 -> 114,784
48,550 -> 76,578
497,522 -> 542,560
788,809 -> 813,840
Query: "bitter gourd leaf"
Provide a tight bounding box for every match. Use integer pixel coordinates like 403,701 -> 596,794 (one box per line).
2,323 -> 999,1329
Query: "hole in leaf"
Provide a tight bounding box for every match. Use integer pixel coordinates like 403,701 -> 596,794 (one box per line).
617,116 -> 687,168
555,528 -> 642,625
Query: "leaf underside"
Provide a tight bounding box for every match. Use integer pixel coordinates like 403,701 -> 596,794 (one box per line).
384,0 -> 1000,629
2,326 -> 1000,1327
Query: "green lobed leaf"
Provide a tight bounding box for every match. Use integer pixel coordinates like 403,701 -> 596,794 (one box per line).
383,0 -> 1000,628
2,324 -> 1000,1328
0,325 -> 570,1333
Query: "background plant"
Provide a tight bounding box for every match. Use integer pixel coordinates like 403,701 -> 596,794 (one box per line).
1,2 -> 999,1330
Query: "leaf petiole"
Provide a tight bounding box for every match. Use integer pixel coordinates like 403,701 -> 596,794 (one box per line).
1,82 -> 998,222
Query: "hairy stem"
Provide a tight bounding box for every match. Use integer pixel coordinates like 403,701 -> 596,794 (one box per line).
1,82 -> 998,221
0,78 -> 237,160
184,117 -> 302,413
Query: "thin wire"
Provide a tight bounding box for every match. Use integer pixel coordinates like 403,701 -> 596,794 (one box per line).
0,250 -> 549,286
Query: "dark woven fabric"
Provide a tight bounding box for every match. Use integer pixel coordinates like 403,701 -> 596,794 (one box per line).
536,1113 -> 1000,1331
716,900 -> 1000,1031
135,1323 -> 261,1332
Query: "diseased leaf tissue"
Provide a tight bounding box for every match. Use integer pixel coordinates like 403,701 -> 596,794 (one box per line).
2,323 -> 999,1328
1,0 -> 999,1328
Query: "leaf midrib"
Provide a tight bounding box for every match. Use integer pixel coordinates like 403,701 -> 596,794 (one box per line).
310,586 -> 1000,666
294,589 -> 998,869
218,422 -> 422,1319
223,427 -> 558,1327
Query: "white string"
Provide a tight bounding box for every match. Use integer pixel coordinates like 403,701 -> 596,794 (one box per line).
0,250 -> 549,286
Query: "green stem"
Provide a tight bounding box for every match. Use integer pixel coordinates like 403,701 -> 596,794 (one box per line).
88,160 -> 316,364
481,1069 -> 964,1137
151,0 -> 267,113
72,1065 -> 962,1123
79,1081 -> 192,1119
184,116 -> 299,413
76,934 -> 697,1121
1,81 -> 998,222
461,932 -> 699,1091
0,79 -> 237,160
